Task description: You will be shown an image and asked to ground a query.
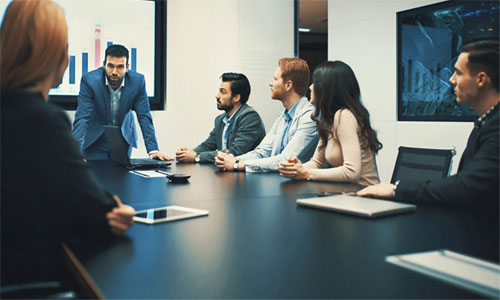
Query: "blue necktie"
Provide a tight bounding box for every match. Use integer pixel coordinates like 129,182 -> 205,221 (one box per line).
279,114 -> 292,153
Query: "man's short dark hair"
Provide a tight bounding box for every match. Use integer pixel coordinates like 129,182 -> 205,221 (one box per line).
104,44 -> 129,66
221,73 -> 251,105
460,38 -> 499,92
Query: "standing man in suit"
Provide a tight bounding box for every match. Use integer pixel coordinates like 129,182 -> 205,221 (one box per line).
215,58 -> 318,172
176,73 -> 266,163
358,39 -> 499,211
73,44 -> 171,160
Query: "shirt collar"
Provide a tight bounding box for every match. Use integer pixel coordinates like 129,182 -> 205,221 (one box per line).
283,99 -> 300,122
223,105 -> 242,125
475,102 -> 499,129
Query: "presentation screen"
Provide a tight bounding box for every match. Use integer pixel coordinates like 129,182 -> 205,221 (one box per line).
397,1 -> 499,121
0,0 -> 166,110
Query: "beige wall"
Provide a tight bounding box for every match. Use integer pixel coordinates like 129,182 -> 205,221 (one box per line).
143,0 -> 294,157
67,0 -> 294,158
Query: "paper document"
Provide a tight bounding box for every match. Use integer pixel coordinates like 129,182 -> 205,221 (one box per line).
129,170 -> 167,178
386,249 -> 500,298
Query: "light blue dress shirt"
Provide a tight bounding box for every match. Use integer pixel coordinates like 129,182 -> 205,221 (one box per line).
278,102 -> 298,153
105,76 -> 125,126
238,97 -> 318,172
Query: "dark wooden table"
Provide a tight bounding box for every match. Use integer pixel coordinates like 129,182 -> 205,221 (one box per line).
72,160 -> 499,299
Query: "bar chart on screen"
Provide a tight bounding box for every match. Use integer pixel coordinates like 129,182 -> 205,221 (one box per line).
46,0 -> 155,96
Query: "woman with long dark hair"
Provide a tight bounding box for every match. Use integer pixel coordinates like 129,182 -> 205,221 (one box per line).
279,60 -> 382,186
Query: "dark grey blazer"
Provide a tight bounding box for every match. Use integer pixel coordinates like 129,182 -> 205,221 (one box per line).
193,104 -> 266,163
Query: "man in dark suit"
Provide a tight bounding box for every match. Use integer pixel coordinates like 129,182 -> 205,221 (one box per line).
358,39 -> 499,210
73,44 -> 171,161
176,73 -> 266,163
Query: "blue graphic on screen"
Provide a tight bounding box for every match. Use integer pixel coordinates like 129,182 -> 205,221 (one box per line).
69,56 -> 76,84
82,53 -> 88,75
399,1 -> 499,120
0,0 -> 155,97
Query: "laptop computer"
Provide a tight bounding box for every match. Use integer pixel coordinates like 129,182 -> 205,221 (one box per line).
103,125 -> 171,169
297,194 -> 416,218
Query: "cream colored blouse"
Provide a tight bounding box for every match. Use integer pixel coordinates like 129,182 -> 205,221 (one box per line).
303,109 -> 380,186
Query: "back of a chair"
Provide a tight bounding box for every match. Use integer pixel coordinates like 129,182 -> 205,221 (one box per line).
390,146 -> 456,184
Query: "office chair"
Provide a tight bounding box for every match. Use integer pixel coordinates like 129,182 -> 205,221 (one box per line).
390,146 -> 456,184
0,243 -> 88,299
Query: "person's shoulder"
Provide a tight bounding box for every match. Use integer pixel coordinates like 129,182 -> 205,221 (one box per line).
214,112 -> 226,122
126,70 -> 145,81
238,104 -> 259,116
335,108 -> 355,119
334,108 -> 357,128
84,67 -> 104,80
81,68 -> 105,89
28,99 -> 71,130
298,97 -> 315,112
236,105 -> 263,124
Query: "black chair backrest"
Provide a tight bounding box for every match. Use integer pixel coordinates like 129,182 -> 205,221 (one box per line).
390,146 -> 456,184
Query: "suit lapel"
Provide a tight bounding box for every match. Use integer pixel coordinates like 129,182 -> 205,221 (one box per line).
119,73 -> 134,120
225,105 -> 245,144
102,85 -> 111,124
119,84 -> 129,119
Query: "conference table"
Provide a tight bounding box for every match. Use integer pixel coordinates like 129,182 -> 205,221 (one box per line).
70,160 -> 499,299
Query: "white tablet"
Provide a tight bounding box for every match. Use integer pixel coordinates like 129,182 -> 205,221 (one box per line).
297,194 -> 416,218
133,206 -> 209,224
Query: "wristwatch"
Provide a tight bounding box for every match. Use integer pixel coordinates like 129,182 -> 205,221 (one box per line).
233,159 -> 240,171
194,153 -> 200,163
392,180 -> 400,198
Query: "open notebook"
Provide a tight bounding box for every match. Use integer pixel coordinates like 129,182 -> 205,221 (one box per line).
296,194 -> 416,218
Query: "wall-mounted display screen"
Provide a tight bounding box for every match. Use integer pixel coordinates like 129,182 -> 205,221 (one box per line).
0,0 -> 166,110
397,1 -> 499,121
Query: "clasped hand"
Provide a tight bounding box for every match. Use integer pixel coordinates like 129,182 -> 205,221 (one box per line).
279,156 -> 310,180
175,147 -> 197,162
215,150 -> 236,171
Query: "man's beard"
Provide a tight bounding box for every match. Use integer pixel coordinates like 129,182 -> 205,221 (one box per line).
107,74 -> 124,87
217,101 -> 234,112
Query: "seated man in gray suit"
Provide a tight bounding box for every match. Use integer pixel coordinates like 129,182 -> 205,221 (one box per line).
176,73 -> 266,163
